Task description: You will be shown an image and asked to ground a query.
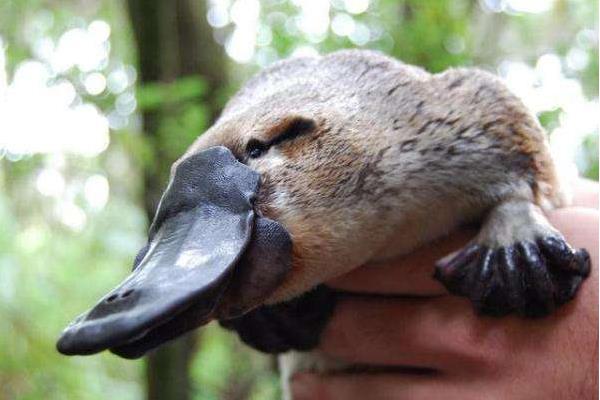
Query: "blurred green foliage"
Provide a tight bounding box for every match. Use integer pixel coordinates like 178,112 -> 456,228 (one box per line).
582,134 -> 599,180
136,77 -> 211,184
136,77 -> 208,111
0,0 -> 597,399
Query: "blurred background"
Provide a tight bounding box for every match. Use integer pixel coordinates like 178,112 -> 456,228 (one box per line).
0,0 -> 597,399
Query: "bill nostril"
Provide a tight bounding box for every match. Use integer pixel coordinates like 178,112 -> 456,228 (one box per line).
106,289 -> 134,303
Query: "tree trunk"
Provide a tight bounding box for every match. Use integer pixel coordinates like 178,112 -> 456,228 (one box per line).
125,1 -> 227,399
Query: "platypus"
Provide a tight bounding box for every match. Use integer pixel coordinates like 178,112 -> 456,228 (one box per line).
57,49 -> 590,391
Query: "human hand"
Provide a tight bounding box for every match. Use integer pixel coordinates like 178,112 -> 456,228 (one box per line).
291,180 -> 598,400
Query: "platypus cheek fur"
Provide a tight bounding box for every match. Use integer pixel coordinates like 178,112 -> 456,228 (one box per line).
240,147 -> 394,303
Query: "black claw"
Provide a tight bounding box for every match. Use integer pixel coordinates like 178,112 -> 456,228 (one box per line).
434,244 -> 481,296
473,253 -> 514,316
518,241 -> 556,317
219,285 -> 337,354
574,249 -> 592,277
538,236 -> 574,267
547,248 -> 591,306
497,246 -> 525,312
434,235 -> 591,318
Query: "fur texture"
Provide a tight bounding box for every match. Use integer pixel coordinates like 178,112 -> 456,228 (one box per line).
183,49 -> 562,303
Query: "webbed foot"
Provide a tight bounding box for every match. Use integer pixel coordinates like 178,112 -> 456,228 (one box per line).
219,285 -> 337,354
435,235 -> 590,317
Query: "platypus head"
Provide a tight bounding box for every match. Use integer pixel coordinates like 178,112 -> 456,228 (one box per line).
57,50 -> 427,358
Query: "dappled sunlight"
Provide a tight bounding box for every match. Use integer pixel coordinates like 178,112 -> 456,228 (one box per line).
481,0 -> 557,14
0,15 -> 138,233
498,50 -> 598,175
0,23 -> 111,158
84,174 -> 110,211
225,0 -> 261,63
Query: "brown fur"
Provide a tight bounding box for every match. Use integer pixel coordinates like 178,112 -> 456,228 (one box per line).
182,49 -> 562,302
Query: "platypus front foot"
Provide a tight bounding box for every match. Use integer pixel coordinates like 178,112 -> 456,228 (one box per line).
219,285 -> 337,353
434,199 -> 591,317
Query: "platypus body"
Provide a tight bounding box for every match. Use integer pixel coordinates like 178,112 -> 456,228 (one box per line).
57,50 -> 590,394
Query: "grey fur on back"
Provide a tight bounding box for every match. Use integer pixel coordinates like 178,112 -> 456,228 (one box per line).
221,49 -> 557,205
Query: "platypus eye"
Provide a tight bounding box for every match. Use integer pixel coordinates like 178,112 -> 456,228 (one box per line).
245,117 -> 316,159
246,139 -> 268,159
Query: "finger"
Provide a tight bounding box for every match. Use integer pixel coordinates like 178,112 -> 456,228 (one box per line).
290,372 -> 484,400
319,294 -> 504,373
327,228 -> 477,296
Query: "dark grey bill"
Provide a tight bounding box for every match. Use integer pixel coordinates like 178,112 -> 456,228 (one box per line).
56,146 -> 292,357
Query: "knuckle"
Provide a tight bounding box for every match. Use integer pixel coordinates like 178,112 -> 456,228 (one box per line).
448,318 -> 509,373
